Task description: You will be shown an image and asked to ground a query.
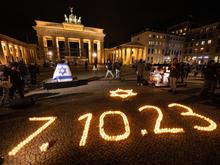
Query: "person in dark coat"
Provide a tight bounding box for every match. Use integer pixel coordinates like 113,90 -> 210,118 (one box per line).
169,58 -> 179,94
28,63 -> 37,85
114,60 -> 122,79
9,62 -> 25,99
136,59 -> 144,86
200,60 -> 218,98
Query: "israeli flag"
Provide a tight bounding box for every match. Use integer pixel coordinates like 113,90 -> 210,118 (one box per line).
53,63 -> 73,82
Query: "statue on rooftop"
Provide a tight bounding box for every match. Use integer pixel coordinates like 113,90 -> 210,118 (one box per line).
64,7 -> 82,24
77,16 -> 81,24
64,14 -> 69,22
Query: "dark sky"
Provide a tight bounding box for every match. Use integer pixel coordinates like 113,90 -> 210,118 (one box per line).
0,0 -> 219,47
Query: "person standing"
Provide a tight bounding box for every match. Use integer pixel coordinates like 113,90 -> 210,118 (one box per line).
9,62 -> 25,100
18,60 -> 28,87
114,60 -> 122,79
184,63 -> 190,80
0,64 -> 11,106
105,60 -> 114,79
28,63 -> 37,85
84,60 -> 88,70
169,58 -> 179,94
136,59 -> 144,86
200,60 -> 218,98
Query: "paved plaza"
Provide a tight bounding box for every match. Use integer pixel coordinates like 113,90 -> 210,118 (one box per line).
0,66 -> 220,165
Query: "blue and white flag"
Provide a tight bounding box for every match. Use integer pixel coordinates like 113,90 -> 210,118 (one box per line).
53,63 -> 73,82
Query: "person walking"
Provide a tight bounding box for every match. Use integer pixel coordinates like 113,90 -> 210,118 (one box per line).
169,58 -> 179,94
114,60 -> 122,79
136,59 -> 144,86
105,60 -> 114,79
200,60 -> 218,98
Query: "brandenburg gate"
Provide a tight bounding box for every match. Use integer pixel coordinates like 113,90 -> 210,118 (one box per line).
33,8 -> 105,64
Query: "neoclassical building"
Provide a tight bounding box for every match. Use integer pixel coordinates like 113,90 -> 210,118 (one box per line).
0,34 -> 38,65
33,9 -> 105,64
105,42 -> 145,65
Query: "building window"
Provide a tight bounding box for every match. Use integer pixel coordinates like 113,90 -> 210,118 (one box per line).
151,49 -> 154,54
216,47 -> 220,53
196,42 -> 199,46
205,47 -> 210,52
200,47 -> 204,53
149,41 -> 155,46
149,34 -> 152,38
148,48 -> 151,54
162,49 -> 164,55
160,35 -> 163,39
156,35 -> 159,39
189,49 -> 192,54
201,41 -> 205,45
46,40 -> 53,48
208,40 -> 212,44
152,35 -> 156,38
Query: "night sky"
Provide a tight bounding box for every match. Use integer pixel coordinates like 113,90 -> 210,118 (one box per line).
0,0 -> 219,47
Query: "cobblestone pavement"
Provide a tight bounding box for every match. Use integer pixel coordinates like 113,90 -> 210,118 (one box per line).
0,70 -> 220,165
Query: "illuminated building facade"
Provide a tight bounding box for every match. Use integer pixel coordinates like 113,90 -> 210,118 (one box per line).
183,22 -> 220,63
167,21 -> 191,36
131,30 -> 185,64
0,34 -> 38,64
33,9 -> 105,64
105,42 -> 145,65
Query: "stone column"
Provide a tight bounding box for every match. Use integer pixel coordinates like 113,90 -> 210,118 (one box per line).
64,37 -> 69,57
100,41 -> 104,64
0,42 -> 6,64
89,40 -> 94,64
80,38 -> 84,57
97,41 -> 101,64
52,36 -> 58,60
37,36 -> 45,62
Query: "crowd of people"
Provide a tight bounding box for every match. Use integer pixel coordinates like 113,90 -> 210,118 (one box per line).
104,58 -> 220,97
0,60 -> 39,106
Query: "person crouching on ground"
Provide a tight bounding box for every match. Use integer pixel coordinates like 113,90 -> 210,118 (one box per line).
169,58 -> 179,94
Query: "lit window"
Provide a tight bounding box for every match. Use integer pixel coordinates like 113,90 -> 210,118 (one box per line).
196,42 -> 199,46
160,35 -> 163,39
156,35 -> 159,39
201,41 -> 205,45
208,40 -> 212,44
180,29 -> 183,33
184,28 -> 187,31
149,34 -> 152,38
183,33 -> 186,36
201,47 -> 204,50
